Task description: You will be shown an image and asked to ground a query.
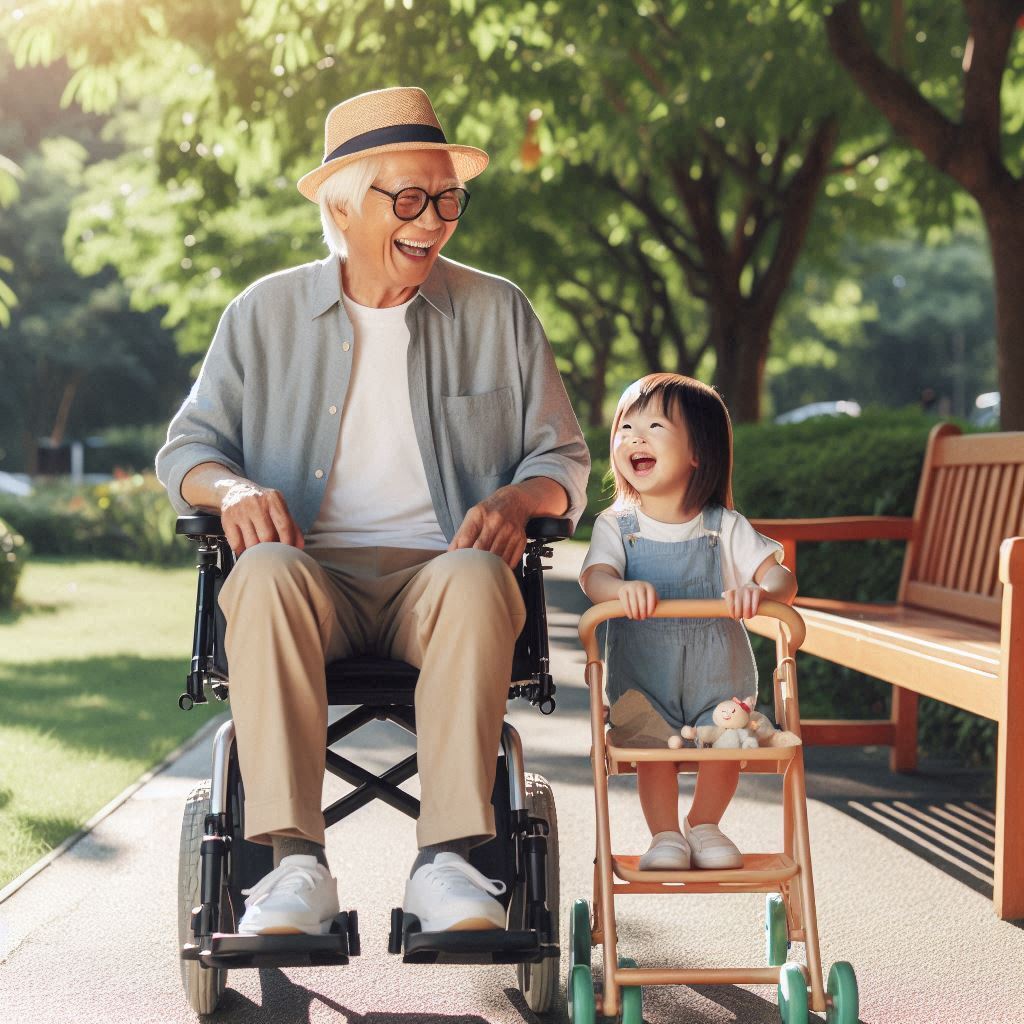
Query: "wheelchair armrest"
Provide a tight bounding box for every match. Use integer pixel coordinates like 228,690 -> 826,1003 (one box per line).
176,514 -> 225,537
525,517 -> 573,542
177,513 -> 572,543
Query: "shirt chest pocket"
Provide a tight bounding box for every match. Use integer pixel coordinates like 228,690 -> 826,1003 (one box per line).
442,386 -> 519,477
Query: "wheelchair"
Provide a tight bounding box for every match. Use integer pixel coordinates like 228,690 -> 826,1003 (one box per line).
173,513 -> 571,1015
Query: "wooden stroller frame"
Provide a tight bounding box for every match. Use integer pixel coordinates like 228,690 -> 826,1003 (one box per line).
577,598 -> 844,1020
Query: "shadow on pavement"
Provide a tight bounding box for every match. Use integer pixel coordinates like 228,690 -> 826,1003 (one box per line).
828,793 -> 998,903
206,968 -> 543,1022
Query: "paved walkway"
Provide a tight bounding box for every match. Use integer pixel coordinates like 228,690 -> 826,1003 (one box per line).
2,542 -> 1022,1023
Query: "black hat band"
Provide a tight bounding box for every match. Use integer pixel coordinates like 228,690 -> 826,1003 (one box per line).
324,123 -> 447,164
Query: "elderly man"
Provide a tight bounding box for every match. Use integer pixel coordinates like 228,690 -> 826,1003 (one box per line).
156,87 -> 589,937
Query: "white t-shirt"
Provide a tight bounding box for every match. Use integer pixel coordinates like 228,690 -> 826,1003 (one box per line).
305,292 -> 448,550
580,505 -> 783,591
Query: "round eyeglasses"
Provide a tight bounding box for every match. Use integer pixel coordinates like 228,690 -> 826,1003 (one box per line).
369,185 -> 471,222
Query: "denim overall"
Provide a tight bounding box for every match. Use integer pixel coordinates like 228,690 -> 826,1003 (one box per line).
605,504 -> 757,729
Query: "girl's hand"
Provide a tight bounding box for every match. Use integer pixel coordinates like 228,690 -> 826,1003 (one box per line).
723,583 -> 764,620
618,580 -> 658,619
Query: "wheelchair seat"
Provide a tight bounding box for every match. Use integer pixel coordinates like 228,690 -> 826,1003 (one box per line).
326,656 -> 419,706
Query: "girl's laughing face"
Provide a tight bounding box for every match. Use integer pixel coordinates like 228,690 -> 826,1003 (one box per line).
613,398 -> 698,502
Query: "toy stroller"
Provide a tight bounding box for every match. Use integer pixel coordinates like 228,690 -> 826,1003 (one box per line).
572,598 -> 859,1023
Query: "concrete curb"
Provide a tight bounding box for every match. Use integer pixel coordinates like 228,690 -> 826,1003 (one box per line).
0,711 -> 228,906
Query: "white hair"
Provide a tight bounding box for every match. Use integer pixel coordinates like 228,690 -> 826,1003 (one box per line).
316,156 -> 383,260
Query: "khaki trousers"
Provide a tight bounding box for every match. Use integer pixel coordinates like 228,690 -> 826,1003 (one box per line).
217,543 -> 526,848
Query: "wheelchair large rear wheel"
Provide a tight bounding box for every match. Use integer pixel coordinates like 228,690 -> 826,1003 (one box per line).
178,780 -> 227,1014
510,772 -> 560,1015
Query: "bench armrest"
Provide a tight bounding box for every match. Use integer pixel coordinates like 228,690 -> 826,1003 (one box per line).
176,514 -> 574,542
999,536 -> 1024,585
749,516 -> 914,543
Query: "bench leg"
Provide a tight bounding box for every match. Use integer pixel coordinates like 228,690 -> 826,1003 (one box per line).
995,538 -> 1024,920
889,686 -> 918,773
994,721 -> 1024,920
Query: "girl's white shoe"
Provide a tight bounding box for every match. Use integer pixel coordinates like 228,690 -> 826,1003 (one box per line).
684,820 -> 743,869
638,830 -> 691,870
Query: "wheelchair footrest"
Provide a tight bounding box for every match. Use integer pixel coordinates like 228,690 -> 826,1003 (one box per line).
390,909 -> 555,965
184,911 -> 359,970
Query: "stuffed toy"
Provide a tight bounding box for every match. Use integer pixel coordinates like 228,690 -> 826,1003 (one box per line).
667,696 -> 800,749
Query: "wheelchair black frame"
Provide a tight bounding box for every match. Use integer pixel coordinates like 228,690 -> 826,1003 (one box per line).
175,516 -> 568,969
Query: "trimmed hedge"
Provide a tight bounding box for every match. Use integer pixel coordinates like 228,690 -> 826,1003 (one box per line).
85,423 -> 167,475
580,409 -> 996,768
0,473 -> 189,567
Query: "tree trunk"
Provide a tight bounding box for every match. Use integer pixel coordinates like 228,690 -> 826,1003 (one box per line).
587,326 -> 613,427
982,192 -> 1024,430
711,315 -> 770,422
49,369 -> 84,446
826,0 -> 1024,428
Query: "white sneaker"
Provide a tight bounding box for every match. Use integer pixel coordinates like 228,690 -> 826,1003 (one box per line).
237,855 -> 340,936
684,820 -> 743,869
638,830 -> 691,870
403,852 -> 507,932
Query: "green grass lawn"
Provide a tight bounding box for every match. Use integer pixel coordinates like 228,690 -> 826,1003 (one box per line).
0,558 -> 223,888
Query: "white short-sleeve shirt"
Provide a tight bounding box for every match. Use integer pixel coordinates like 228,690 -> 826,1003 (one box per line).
580,505 -> 783,592
306,292 -> 447,550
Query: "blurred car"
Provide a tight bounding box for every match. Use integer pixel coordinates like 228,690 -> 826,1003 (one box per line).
773,400 -> 862,426
0,470 -> 32,497
970,392 -> 1000,428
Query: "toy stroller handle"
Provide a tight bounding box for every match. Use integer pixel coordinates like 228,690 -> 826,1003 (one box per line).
578,598 -> 806,662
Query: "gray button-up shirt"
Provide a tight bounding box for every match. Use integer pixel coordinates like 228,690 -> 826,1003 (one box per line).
155,254 -> 590,538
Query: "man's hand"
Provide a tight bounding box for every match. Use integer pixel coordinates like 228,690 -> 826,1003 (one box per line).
449,486 -> 532,569
221,482 -> 305,556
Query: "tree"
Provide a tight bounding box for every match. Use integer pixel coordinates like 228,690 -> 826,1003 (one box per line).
767,230 -> 997,417
0,55 -> 192,473
826,0 -> 1024,429
6,0 -> 898,421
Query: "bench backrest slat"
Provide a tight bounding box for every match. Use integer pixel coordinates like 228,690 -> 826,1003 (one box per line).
899,425 -> 1024,625
966,465 -> 1003,594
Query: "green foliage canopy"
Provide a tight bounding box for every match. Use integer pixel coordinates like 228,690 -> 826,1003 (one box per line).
5,0 -> 912,421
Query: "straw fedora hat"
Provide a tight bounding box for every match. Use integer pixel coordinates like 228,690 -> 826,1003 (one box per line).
297,86 -> 489,202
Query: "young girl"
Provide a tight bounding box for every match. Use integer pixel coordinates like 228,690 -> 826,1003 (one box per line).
580,373 -> 797,871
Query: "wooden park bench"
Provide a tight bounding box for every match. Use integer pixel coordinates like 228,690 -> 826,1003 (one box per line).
748,423 -> 1024,919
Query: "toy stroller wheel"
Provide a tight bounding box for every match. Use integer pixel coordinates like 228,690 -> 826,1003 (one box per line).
765,893 -> 789,967
777,962 -> 809,1024
512,774 -> 560,1014
616,957 -> 644,1024
568,963 -> 597,1024
569,899 -> 592,967
825,961 -> 859,1024
178,780 -> 226,1014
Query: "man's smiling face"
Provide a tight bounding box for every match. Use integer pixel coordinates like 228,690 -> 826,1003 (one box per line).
332,150 -> 461,303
